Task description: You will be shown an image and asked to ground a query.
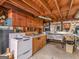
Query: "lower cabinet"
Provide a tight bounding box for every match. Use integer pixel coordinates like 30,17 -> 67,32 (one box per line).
41,35 -> 47,47
32,35 -> 47,54
32,38 -> 39,54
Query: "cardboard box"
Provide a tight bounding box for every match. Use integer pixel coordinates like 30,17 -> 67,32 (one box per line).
66,44 -> 74,53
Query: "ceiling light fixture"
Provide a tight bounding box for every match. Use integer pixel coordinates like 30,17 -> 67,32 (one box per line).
38,16 -> 52,21
74,10 -> 79,19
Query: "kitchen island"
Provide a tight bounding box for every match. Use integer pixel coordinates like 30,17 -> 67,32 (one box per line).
25,33 -> 47,54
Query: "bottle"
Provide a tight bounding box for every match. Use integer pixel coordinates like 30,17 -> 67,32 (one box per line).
6,48 -> 14,59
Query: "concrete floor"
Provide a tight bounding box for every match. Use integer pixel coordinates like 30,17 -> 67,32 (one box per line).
29,42 -> 79,59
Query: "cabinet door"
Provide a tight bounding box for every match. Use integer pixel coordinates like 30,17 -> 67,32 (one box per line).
13,13 -> 20,26
38,37 -> 43,49
19,15 -> 26,27
32,38 -> 38,54
39,35 -> 47,48
32,35 -> 47,54
42,35 -> 47,47
12,12 -> 17,26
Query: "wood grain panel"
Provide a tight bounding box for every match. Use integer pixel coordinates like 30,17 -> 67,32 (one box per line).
32,35 -> 47,54
2,0 -> 79,21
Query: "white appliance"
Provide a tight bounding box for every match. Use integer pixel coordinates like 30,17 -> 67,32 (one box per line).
9,33 -> 32,59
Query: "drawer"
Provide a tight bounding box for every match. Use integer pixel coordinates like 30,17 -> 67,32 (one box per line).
17,50 -> 32,59
17,39 -> 32,55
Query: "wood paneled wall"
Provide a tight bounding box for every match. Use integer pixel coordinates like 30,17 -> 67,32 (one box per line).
8,9 -> 43,31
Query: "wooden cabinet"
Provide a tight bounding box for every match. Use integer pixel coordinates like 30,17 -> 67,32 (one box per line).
12,10 -> 27,27
38,35 -> 47,49
32,38 -> 39,54
12,13 -> 20,26
32,35 -> 47,54
9,9 -> 43,31
42,35 -> 47,47
19,15 -> 26,27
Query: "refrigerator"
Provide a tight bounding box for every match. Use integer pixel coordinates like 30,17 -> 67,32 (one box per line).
0,29 -> 13,54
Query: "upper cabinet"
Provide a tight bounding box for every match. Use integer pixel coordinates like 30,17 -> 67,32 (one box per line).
12,11 -> 20,26
8,9 -> 43,32
33,18 -> 43,28
12,10 -> 27,27
19,14 -> 27,27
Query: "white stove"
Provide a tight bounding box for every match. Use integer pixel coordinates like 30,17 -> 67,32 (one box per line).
9,33 -> 32,59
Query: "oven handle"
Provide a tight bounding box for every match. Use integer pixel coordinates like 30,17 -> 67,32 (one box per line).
18,49 -> 31,57
23,39 -> 30,41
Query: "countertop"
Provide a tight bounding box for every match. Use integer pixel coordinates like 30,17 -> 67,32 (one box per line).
25,33 -> 46,38
47,32 -> 79,39
9,33 -> 46,40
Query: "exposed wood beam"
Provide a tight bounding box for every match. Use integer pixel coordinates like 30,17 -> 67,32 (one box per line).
3,2 -> 37,17
52,3 -> 79,17
37,0 -> 57,20
52,3 -> 79,14
21,0 -> 43,15
37,0 -> 51,15
69,9 -> 78,19
65,4 -> 79,19
54,0 -> 63,19
7,0 -> 40,16
0,0 -> 7,5
66,0 -> 74,18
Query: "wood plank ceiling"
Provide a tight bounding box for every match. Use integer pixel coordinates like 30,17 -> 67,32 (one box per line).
1,0 -> 79,21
